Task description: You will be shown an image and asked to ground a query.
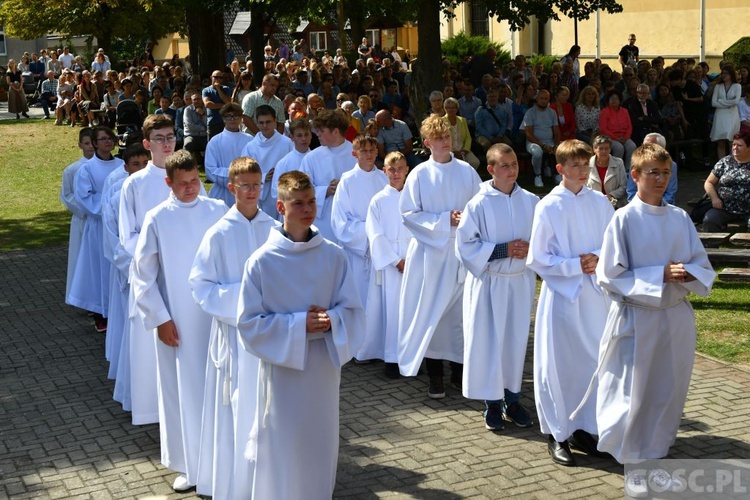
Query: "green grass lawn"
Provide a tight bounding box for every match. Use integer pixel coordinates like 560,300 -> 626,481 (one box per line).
1,120 -> 747,364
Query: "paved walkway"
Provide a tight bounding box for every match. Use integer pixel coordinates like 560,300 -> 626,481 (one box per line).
1,245 -> 749,499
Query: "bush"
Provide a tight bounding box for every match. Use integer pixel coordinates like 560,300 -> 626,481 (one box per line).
528,53 -> 561,73
441,32 -> 511,67
723,37 -> 750,69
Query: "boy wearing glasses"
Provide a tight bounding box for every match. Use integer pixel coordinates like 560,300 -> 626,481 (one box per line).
133,150 -> 226,493
526,139 -> 614,467
592,144 -> 714,471
205,102 -> 253,206
119,115 -> 205,429
189,157 -> 278,499
241,105 -> 293,219
456,144 -> 538,432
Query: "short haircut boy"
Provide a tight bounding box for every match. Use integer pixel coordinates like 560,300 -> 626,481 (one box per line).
486,143 -> 515,165
277,170 -> 313,201
220,102 -> 243,117
352,134 -> 378,151
255,104 -> 276,120
555,139 -> 593,165
165,149 -> 198,180
288,117 -> 311,135
632,142 -> 671,172
79,127 -> 94,143
312,109 -> 349,135
123,144 -> 151,164
143,114 -> 174,140
420,113 -> 450,141
229,156 -> 262,184
384,151 -> 405,167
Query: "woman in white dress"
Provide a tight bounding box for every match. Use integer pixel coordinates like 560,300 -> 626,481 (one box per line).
710,64 -> 742,159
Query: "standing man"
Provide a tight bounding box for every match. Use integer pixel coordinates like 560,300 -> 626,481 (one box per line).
202,70 -> 232,140
59,47 -> 75,70
619,34 -> 639,71
241,73 -> 285,135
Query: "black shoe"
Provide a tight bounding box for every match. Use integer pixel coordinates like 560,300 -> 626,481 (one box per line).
569,430 -> 612,459
547,435 -> 576,466
428,376 -> 445,399
484,402 -> 505,431
383,363 -> 401,379
502,401 -> 534,428
22,112 -> 29,118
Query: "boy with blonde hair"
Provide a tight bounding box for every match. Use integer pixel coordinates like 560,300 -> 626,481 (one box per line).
271,118 -> 312,203
456,144 -> 539,431
398,114 -> 481,397
592,143 -> 714,476
362,152 -> 411,378
190,157 -> 278,499
526,139 -> 614,466
238,170 -> 364,499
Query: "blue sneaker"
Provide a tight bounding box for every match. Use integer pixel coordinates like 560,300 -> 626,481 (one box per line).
484,402 -> 504,431
503,401 -> 534,428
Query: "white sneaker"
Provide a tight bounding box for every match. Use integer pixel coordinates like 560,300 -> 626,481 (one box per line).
554,174 -> 562,183
624,470 -> 648,498
544,166 -> 552,177
534,175 -> 543,187
172,474 -> 193,492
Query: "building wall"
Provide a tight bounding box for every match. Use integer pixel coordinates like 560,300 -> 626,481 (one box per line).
1,37 -> 48,67
153,34 -> 190,63
443,0 -> 749,70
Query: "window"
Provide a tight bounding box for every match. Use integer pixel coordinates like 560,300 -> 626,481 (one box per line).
0,25 -> 6,56
469,1 -> 489,37
310,32 -> 327,51
366,29 -> 380,49
382,29 -> 396,51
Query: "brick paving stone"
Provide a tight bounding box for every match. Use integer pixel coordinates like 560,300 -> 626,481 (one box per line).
2,245 -> 750,498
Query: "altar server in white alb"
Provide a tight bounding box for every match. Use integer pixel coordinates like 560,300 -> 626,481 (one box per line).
119,115 -> 205,425
525,139 -> 614,467
593,143 -> 714,465
300,108 -> 358,242
270,118 -> 312,204
205,102 -> 253,206
60,128 -> 94,306
332,134 -> 388,309
360,152 -> 411,379
102,145 -> 150,385
398,114 -> 481,397
237,171 -> 364,500
67,126 -> 124,333
189,157 -> 278,499
456,144 -> 539,432
241,104 -> 292,219
132,150 -> 227,493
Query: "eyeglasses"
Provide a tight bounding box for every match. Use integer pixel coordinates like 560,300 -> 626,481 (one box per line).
95,136 -> 114,143
150,135 -> 177,144
336,98 -> 345,102
369,94 -> 378,99
212,75 -> 223,79
223,114 -> 240,121
234,182 -> 263,192
641,169 -> 672,179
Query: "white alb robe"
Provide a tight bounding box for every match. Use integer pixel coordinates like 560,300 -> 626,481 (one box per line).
60,157 -> 88,300
132,193 -> 227,483
67,155 -> 124,314
205,129 -> 253,206
241,131 -> 293,219
593,197 -> 714,463
101,167 -> 128,378
525,185 -> 614,442
271,149 -> 309,201
300,141 -> 357,242
237,227 -> 365,500
360,185 -> 412,362
456,182 -> 539,400
189,206 -> 278,500
331,165 -> 388,307
398,157 -> 481,376
119,162 -> 172,425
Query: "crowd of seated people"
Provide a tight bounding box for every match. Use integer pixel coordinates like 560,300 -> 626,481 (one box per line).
15,42 -> 748,192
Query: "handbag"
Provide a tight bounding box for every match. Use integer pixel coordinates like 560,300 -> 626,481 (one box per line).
689,194 -> 713,224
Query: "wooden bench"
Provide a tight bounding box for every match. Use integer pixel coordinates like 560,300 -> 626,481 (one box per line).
729,233 -> 750,248
718,268 -> 750,282
705,248 -> 750,265
698,232 -> 731,248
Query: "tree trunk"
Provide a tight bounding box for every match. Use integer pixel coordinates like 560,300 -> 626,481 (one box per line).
410,0 -> 442,128
186,8 -> 225,81
337,0 -> 347,51
249,3 -> 267,87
